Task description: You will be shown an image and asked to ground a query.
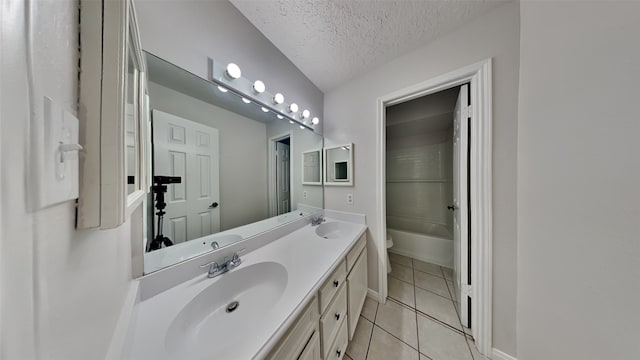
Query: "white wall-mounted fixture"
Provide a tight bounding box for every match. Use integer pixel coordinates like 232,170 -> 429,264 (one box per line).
301,109 -> 310,119
78,0 -> 148,228
253,80 -> 265,94
323,143 -> 354,186
312,117 -> 320,125
31,96 -> 82,209
208,59 -> 315,131
225,63 -> 241,79
273,93 -> 284,104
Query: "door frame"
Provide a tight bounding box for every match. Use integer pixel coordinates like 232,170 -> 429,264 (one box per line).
375,59 -> 493,355
268,131 -> 293,217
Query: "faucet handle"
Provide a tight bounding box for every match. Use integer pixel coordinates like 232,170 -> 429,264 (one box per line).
230,248 -> 246,267
200,261 -> 219,275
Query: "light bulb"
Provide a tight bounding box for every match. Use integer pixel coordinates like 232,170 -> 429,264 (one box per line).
253,80 -> 265,94
217,86 -> 228,93
311,117 -> 320,125
277,115 -> 284,119
301,109 -> 310,119
261,107 -> 269,113
242,98 -> 251,104
289,120 -> 294,124
299,125 -> 305,129
289,103 -> 298,113
225,63 -> 241,79
273,93 -> 284,105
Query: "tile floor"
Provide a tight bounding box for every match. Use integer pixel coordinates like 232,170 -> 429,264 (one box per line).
345,253 -> 487,360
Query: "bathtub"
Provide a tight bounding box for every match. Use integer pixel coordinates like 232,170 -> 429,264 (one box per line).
387,217 -> 453,268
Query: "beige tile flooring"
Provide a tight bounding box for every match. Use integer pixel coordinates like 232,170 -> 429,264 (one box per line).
345,254 -> 487,360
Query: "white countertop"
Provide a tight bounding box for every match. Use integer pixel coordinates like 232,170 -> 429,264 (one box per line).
127,216 -> 367,360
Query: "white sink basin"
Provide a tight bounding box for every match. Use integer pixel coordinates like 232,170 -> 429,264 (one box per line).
315,221 -> 361,239
165,261 -> 288,358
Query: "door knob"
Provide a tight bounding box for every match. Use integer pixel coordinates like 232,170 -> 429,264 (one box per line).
209,202 -> 219,209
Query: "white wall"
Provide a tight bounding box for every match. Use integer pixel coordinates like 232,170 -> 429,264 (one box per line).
148,81 -> 270,230
517,2 -> 640,359
323,2 -> 520,355
0,1 -> 135,359
135,0 -> 324,128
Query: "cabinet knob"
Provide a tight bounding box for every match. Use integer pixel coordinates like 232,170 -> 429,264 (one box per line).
333,280 -> 339,287
335,312 -> 340,321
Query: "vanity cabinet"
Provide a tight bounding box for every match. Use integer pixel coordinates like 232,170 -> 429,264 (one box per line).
346,234 -> 368,340
266,296 -> 320,360
266,231 -> 368,360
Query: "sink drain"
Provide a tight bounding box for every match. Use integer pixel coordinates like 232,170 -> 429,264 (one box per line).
226,301 -> 239,313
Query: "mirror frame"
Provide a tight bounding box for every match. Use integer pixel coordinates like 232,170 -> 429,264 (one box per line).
323,143 -> 354,186
301,149 -> 323,186
78,0 -> 148,229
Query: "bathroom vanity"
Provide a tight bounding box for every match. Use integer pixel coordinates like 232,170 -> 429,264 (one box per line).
126,213 -> 368,360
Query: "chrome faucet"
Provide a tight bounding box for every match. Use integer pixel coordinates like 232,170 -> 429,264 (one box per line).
200,250 -> 243,278
311,215 -> 325,226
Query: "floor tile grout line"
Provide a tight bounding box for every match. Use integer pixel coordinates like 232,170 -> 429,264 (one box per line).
415,308 -> 466,336
414,281 -> 455,301
372,323 -> 421,354
413,267 -> 421,357
414,266 -> 446,279
363,299 -> 379,360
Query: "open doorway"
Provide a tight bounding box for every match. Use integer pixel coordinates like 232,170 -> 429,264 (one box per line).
385,84 -> 471,330
268,133 -> 292,216
375,59 -> 493,355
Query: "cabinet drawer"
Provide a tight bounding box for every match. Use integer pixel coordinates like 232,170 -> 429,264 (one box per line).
266,296 -> 319,360
319,260 -> 347,313
347,248 -> 368,340
346,233 -> 366,273
326,317 -> 349,360
320,283 -> 347,358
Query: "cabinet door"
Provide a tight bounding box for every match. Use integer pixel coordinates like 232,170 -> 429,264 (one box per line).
298,331 -> 321,360
347,249 -> 368,340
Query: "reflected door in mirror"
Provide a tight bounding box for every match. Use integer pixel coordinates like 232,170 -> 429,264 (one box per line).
276,141 -> 291,215
153,110 -> 221,243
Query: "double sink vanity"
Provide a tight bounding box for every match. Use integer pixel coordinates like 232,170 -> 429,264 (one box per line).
127,213 -> 368,360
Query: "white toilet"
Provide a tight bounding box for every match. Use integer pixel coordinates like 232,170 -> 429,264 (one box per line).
386,232 -> 394,274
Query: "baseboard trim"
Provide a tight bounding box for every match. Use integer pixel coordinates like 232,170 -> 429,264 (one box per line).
367,288 -> 380,301
492,348 -> 517,360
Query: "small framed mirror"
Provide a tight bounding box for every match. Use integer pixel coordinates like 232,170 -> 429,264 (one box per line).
324,143 -> 353,186
302,149 -> 322,185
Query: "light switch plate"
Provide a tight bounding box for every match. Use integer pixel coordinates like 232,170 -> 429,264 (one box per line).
31,96 -> 80,210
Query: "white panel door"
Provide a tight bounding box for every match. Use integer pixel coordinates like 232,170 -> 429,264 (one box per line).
152,110 -> 220,244
276,142 -> 290,215
453,84 -> 470,328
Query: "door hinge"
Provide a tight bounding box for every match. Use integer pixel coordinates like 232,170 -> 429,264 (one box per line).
466,105 -> 472,119
462,284 -> 473,298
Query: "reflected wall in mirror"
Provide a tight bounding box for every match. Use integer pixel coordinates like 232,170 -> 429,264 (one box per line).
324,144 -> 354,186
302,150 -> 322,185
143,52 -> 323,273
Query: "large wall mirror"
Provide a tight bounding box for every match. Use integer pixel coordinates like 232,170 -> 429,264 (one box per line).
143,52 -> 323,273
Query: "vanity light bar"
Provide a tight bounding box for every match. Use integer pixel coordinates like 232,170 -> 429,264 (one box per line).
209,60 -> 318,131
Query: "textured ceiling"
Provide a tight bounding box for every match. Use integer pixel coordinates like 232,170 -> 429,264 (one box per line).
230,0 -> 508,92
